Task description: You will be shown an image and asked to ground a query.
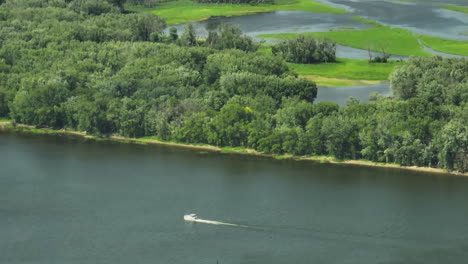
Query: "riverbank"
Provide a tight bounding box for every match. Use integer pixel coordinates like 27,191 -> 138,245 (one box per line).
1,122 -> 466,177
126,0 -> 345,24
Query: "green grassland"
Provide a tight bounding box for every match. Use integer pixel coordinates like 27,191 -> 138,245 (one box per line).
259,26 -> 432,57
418,35 -> 468,56
439,4 -> 468,14
300,75 -> 383,87
127,0 -> 345,24
258,44 -> 399,85
288,58 -> 401,81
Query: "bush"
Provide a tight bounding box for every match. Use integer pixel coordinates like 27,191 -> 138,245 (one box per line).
206,23 -> 259,52
272,35 -> 336,64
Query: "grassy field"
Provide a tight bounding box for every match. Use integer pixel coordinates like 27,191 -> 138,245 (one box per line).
259,26 -> 432,57
288,58 -> 401,81
418,35 -> 468,56
127,0 -> 345,24
300,75 -> 383,87
258,44 -> 398,85
439,4 -> 468,14
0,118 -> 11,123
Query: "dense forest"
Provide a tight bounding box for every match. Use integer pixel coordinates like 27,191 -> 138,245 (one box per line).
127,0 -> 273,7
0,0 -> 467,172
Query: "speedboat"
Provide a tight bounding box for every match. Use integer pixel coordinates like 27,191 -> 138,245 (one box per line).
184,214 -> 198,221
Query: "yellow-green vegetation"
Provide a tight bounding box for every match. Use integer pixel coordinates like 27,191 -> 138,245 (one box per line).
275,154 -> 295,160
418,35 -> 468,56
257,44 -> 391,85
288,58 -> 401,81
257,43 -> 273,54
259,25 -> 432,56
439,4 -> 468,14
351,16 -> 382,27
140,136 -> 216,148
127,0 -> 345,24
301,75 -> 383,87
330,26 -> 355,31
0,118 -> 11,123
3,125 -> 65,135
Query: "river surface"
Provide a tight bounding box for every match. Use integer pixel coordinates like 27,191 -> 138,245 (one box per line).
184,0 -> 468,41
316,81 -> 391,105
2,130 -> 468,264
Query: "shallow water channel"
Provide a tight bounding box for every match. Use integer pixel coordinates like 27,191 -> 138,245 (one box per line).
316,81 -> 390,105
174,0 -> 468,59
2,130 -> 468,264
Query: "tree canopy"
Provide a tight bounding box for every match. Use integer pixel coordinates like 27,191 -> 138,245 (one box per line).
0,0 -> 467,173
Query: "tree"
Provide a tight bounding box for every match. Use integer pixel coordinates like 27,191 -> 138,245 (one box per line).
169,26 -> 178,42
436,119 -> 468,172
321,114 -> 360,159
272,35 -> 336,63
107,0 -> 125,11
211,103 -> 253,146
206,23 -> 259,52
179,24 -> 198,47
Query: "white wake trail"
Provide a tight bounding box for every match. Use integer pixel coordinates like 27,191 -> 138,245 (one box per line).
191,218 -> 249,228
184,214 -> 249,228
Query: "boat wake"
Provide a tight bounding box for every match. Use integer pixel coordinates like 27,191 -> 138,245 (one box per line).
184,214 -> 249,228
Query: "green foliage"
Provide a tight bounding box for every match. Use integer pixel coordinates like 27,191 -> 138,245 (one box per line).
418,35 -> 468,56
390,57 -> 468,105
127,0 -> 346,25
179,24 -> 197,47
206,23 -> 259,52
259,25 -> 432,57
68,0 -> 119,15
1,1 -> 467,173
289,58 -> 400,80
195,0 -> 271,4
272,35 -> 336,63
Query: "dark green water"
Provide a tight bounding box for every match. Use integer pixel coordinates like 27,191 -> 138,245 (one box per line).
1,130 -> 468,264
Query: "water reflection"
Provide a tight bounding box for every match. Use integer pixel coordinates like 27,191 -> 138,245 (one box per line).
316,82 -> 391,106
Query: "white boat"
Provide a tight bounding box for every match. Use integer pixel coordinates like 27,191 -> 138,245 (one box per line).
184,214 -> 198,221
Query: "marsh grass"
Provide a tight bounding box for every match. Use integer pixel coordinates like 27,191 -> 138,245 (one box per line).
300,75 -> 383,87
438,4 -> 468,14
259,25 -> 432,56
418,35 -> 468,56
127,0 -> 345,24
289,58 -> 401,81
258,43 -> 396,84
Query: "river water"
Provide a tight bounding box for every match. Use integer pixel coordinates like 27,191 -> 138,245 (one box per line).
2,130 -> 468,263
316,81 -> 390,105
174,0 -> 468,59
183,0 -> 468,42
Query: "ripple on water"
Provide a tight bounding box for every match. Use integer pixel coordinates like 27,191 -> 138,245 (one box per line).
316,82 -> 391,106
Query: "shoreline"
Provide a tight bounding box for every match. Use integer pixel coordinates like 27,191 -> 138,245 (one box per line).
1,122 -> 466,177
